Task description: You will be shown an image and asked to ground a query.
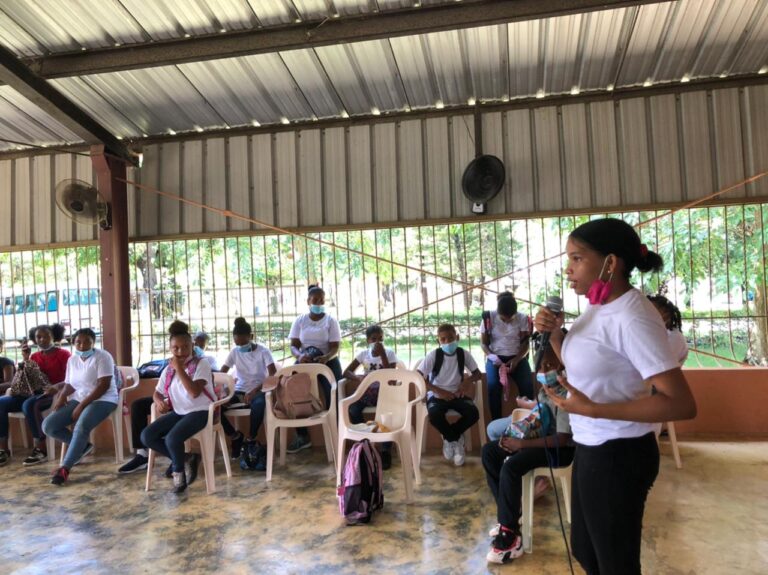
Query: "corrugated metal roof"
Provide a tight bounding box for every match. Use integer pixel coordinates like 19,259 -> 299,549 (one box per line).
0,0 -> 766,150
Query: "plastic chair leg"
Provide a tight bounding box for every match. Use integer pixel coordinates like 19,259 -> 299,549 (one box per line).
266,424 -> 276,482
522,471 -> 535,553
112,413 -> 123,464
335,433 -> 346,488
410,429 -> 422,485
124,415 -> 134,453
199,431 -> 216,495
19,419 -> 28,449
322,421 -> 335,463
279,427 -> 288,467
145,449 -> 156,491
217,429 -> 232,478
46,435 -> 56,462
667,421 -> 682,469
560,475 -> 572,524
397,437 -> 414,503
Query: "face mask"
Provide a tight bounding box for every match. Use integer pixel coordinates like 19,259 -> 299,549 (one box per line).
536,370 -> 559,387
75,349 -> 94,359
440,341 -> 459,355
586,256 -> 614,305
236,343 -> 253,353
193,346 -> 204,357
38,343 -> 55,351
309,304 -> 325,314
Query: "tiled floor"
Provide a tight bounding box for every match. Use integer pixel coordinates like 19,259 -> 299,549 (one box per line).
0,440 -> 766,574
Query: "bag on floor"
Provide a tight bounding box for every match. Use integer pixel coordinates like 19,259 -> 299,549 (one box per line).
9,360 -> 50,396
337,439 -> 384,525
239,439 -> 267,471
262,372 -> 324,419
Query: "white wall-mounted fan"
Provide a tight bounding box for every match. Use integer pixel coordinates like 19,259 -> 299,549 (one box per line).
54,179 -> 112,231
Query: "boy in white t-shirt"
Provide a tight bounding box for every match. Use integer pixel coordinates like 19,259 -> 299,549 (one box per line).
220,317 -> 276,462
417,323 -> 483,467
342,325 -> 399,469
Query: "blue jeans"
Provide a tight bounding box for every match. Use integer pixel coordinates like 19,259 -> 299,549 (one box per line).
42,400 -> 116,469
221,391 -> 266,438
0,394 -> 27,439
297,356 -> 341,439
485,356 -> 533,419
23,394 -> 53,441
141,410 -> 209,472
486,416 -> 511,442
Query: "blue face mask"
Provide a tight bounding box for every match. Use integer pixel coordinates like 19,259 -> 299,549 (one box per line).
236,343 -> 253,353
75,349 -> 95,359
193,346 -> 204,357
440,341 -> 459,355
536,370 -> 559,387
309,304 -> 325,315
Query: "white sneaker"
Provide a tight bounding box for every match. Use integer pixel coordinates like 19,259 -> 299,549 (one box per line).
453,439 -> 465,466
442,439 -> 455,460
488,524 -> 500,537
487,529 -> 524,564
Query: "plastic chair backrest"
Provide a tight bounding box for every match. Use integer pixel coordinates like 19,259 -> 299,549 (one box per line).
276,363 -> 335,403
117,366 -> 140,388
357,368 -> 423,429
212,372 -> 235,403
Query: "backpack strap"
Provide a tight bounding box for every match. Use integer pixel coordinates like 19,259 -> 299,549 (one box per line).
164,357 -> 210,409
457,347 -> 465,377
482,310 -> 492,343
431,348 -> 444,381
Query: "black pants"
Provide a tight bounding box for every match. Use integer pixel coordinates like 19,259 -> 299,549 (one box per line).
426,396 -> 479,442
571,433 -> 659,575
482,440 -> 575,529
130,396 -> 153,450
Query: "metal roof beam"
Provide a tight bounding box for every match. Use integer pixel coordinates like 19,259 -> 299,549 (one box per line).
0,44 -> 138,166
21,0 -> 671,78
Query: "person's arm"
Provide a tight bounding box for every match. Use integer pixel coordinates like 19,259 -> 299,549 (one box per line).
459,368 -> 482,397
289,338 -> 304,361
52,383 -> 76,410
153,389 -> 170,414
342,358 -> 362,380
500,432 -> 573,452
545,368 -> 697,423
508,335 -> 530,369
533,307 -> 565,364
171,357 -> 206,398
71,376 -> 111,421
220,364 -> 230,374
480,332 -> 493,357
318,341 -> 339,364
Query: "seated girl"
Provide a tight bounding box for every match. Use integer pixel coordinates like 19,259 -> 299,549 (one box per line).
481,330 -> 574,564
42,328 -> 118,486
342,325 -> 399,470
220,317 -> 276,460
141,321 -> 216,494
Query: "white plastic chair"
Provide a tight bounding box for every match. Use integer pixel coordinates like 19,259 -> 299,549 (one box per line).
413,359 -> 487,468
511,408 -> 573,554
57,366 -> 140,465
337,360 -> 407,416
145,372 -> 235,494
265,364 -> 337,481
337,368 -> 425,502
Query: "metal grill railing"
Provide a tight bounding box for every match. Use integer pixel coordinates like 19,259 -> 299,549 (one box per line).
0,204 -> 764,368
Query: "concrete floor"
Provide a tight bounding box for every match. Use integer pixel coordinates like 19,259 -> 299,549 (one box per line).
0,440 -> 766,575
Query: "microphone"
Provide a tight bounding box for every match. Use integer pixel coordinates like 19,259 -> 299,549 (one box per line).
533,295 -> 563,373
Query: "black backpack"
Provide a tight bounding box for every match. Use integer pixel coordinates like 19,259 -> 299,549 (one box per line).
239,439 -> 267,471
431,347 -> 465,381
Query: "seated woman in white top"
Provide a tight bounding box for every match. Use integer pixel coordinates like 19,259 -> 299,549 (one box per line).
42,328 -> 118,486
287,285 -> 342,453
141,321 -> 216,495
220,317 -> 276,460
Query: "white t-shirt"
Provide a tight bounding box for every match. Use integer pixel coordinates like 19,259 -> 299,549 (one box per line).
668,329 -> 689,366
418,348 -> 479,396
155,358 -> 215,416
289,313 -> 341,354
480,311 -> 531,356
354,348 -> 399,374
561,288 -> 680,446
222,344 -> 275,393
65,348 -> 118,404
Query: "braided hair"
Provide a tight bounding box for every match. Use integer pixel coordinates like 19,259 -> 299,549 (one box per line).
647,294 -> 683,332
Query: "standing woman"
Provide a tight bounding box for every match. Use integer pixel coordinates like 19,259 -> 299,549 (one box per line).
534,218 -> 696,575
480,291 -> 533,420
43,328 -> 118,485
141,321 -> 215,494
287,285 -> 341,453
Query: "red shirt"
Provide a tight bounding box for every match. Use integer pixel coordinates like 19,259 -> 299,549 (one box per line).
31,348 -> 71,384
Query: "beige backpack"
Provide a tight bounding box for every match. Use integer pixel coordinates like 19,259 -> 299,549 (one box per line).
263,372 -> 325,419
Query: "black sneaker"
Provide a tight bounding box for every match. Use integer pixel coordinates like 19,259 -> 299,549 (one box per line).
286,435 -> 312,453
172,471 -> 188,494
164,463 -> 174,479
230,432 -> 244,460
380,449 -> 392,470
117,454 -> 149,474
0,449 -> 10,467
185,453 -> 201,486
23,448 -> 47,466
73,443 -> 94,466
51,466 -> 70,486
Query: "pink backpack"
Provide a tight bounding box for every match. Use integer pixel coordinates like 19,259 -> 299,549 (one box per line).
337,439 -> 384,525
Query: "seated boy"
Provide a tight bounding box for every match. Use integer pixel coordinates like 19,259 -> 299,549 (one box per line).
342,325 -> 399,470
482,330 -> 574,564
417,323 -> 482,467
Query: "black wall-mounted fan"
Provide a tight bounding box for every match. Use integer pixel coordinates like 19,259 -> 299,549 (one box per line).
461,154 -> 505,214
